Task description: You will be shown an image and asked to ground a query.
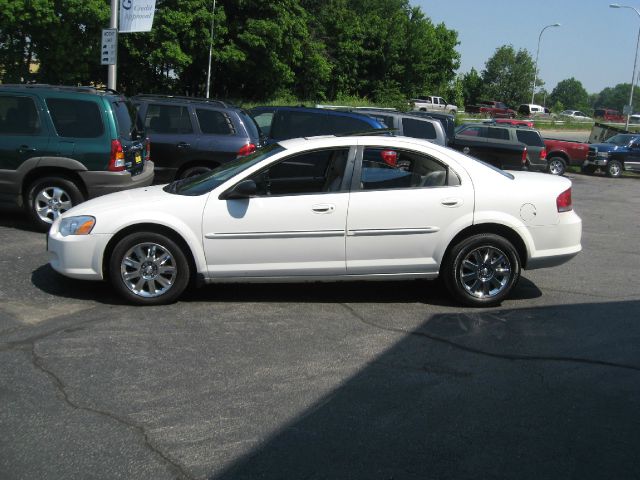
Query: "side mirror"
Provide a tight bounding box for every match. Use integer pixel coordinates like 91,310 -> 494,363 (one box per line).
221,179 -> 257,199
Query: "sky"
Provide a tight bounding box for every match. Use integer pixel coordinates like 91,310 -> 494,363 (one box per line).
414,0 -> 640,95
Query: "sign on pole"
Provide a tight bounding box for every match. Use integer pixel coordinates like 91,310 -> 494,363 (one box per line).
119,0 -> 157,33
623,104 -> 633,115
101,28 -> 118,66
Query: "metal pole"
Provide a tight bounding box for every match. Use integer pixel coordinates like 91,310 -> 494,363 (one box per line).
108,0 -> 118,90
205,0 -> 216,98
610,5 -> 640,129
531,24 -> 560,105
626,20 -> 640,130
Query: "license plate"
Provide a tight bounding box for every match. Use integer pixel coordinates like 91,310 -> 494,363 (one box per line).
135,152 -> 142,164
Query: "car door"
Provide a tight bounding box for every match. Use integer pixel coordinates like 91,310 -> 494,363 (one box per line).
625,139 -> 640,172
345,145 -> 474,275
0,93 -> 52,171
453,125 -> 488,158
201,146 -> 355,277
141,103 -> 198,182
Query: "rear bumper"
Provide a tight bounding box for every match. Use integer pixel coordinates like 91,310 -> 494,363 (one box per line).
521,211 -> 582,270
80,160 -> 154,199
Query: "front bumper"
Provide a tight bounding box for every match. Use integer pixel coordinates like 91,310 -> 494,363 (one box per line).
583,157 -> 608,167
48,226 -> 113,280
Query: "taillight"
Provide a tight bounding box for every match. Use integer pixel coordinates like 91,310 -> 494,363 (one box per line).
237,143 -> 256,157
380,149 -> 398,166
109,139 -> 126,172
556,188 -> 572,212
521,146 -> 528,165
145,137 -> 151,162
540,148 -> 547,160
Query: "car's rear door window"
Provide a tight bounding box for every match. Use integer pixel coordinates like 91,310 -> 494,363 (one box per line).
46,98 -> 104,138
402,118 -> 437,140
145,104 -> 193,134
358,147 -> 455,190
516,130 -> 544,147
111,99 -> 141,140
487,127 -> 509,140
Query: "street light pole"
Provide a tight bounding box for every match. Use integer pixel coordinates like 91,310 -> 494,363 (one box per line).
531,23 -> 561,105
610,3 -> 640,130
205,0 -> 216,99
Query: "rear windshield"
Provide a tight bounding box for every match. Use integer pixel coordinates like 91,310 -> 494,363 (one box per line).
238,110 -> 261,141
111,98 -> 143,140
516,130 -> 544,147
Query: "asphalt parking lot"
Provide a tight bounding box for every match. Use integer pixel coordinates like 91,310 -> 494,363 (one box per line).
1,172 -> 639,480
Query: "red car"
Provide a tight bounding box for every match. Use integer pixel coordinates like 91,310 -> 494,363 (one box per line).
594,108 -> 625,123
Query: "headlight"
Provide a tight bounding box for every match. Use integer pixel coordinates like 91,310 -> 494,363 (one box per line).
59,216 -> 95,236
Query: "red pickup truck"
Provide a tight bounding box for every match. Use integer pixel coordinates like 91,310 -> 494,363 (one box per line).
465,101 -> 517,118
543,138 -> 589,175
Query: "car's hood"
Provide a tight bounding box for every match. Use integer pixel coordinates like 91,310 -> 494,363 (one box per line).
63,184 -> 172,217
590,143 -> 624,152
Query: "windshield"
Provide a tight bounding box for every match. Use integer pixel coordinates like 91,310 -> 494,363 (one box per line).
111,98 -> 143,140
605,134 -> 636,146
164,143 -> 285,196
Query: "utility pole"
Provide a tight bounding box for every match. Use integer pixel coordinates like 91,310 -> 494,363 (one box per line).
205,0 -> 216,98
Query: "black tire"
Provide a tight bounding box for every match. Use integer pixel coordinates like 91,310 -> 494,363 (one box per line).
606,160 -> 623,178
26,176 -> 84,232
547,156 -> 566,176
109,232 -> 190,305
442,233 -> 521,307
178,165 -> 213,180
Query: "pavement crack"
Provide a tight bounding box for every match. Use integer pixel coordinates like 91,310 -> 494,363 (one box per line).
29,343 -> 195,480
340,303 -> 640,372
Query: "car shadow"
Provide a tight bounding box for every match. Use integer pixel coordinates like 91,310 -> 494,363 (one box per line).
31,264 -> 542,306
208,299 -> 640,480
0,207 -> 40,232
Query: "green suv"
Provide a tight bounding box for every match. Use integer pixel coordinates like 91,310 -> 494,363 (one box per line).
0,85 -> 154,230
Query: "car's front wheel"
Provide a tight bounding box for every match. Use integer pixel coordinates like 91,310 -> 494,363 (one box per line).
26,176 -> 84,232
442,234 -> 521,307
109,232 -> 190,305
606,160 -> 623,178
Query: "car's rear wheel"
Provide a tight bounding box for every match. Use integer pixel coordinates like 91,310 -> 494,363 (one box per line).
548,156 -> 566,176
606,160 -> 622,178
26,176 -> 84,232
109,232 -> 190,305
442,234 -> 520,307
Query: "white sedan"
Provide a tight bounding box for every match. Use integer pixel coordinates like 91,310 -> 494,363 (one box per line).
560,110 -> 593,122
47,135 -> 582,307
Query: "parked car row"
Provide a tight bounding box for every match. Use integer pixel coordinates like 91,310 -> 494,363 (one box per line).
0,84 -> 584,307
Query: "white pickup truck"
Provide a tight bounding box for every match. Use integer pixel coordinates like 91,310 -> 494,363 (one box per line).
411,96 -> 457,114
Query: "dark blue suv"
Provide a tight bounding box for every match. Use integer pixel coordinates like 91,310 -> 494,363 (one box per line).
249,106 -> 386,143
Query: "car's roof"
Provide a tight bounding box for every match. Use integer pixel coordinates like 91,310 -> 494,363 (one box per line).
0,84 -> 121,97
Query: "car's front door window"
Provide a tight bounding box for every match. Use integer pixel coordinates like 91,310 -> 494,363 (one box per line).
249,148 -> 351,196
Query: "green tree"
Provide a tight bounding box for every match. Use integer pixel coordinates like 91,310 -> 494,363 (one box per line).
0,0 -> 108,85
460,67 -> 483,106
481,45 -> 535,107
548,78 -> 589,112
592,83 -> 640,112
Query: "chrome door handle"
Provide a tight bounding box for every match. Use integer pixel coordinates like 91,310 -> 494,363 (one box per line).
177,142 -> 190,148
312,204 -> 335,213
441,197 -> 463,207
18,145 -> 36,153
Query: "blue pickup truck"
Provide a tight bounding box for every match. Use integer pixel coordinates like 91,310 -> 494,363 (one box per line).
582,133 -> 640,177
